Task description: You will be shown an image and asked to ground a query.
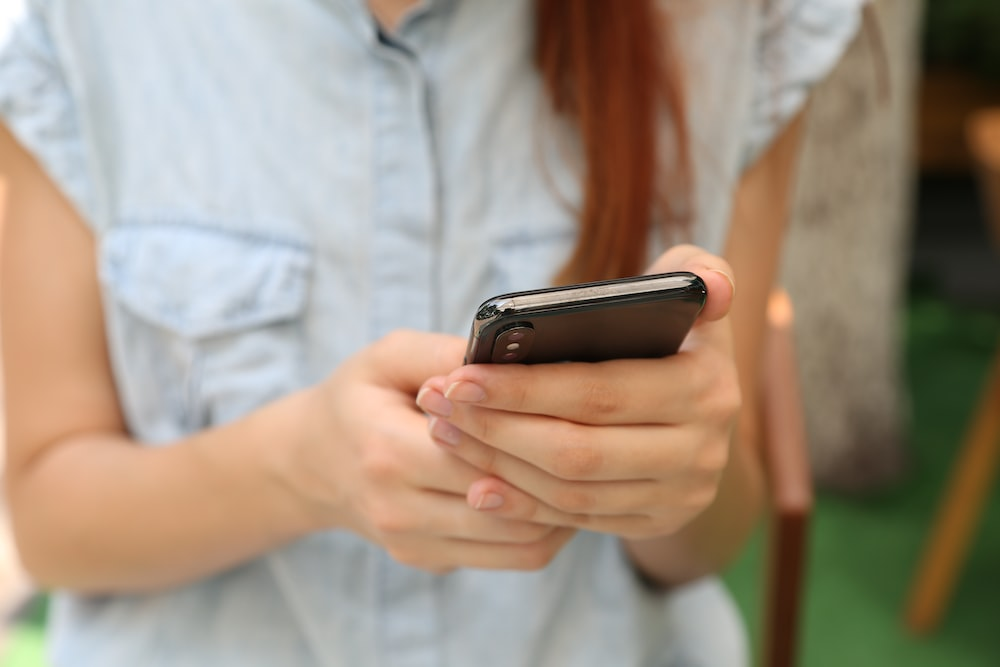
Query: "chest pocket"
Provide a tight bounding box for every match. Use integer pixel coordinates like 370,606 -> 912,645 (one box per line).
99,223 -> 312,442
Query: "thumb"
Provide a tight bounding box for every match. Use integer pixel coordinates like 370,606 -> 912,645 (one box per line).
366,329 -> 467,393
645,244 -> 735,323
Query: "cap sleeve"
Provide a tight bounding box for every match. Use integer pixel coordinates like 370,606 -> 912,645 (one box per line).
742,0 -> 866,166
0,0 -> 97,227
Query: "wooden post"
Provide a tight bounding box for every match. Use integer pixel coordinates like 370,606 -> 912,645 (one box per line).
903,109 -> 1000,633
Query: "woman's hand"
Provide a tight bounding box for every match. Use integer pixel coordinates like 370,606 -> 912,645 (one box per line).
275,330 -> 575,573
415,245 -> 740,540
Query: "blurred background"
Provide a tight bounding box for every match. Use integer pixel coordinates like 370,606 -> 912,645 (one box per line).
0,0 -> 998,665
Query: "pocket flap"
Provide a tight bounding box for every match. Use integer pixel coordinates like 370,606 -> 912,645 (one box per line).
100,224 -> 312,338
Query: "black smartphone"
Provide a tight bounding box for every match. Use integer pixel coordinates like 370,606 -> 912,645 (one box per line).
464,271 -> 707,364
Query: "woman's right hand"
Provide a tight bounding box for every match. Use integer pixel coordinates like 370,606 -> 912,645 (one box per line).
0,120 -> 571,591
274,330 -> 576,574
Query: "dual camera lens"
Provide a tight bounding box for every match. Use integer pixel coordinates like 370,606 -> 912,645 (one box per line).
491,324 -> 535,363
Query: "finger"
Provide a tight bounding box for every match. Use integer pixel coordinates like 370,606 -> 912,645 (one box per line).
432,527 -> 578,571
430,418 -> 721,519
646,245 -> 736,356
367,329 -> 467,394
422,347 -> 731,426
377,401 -> 491,495
427,408 -> 710,484
415,375 -> 452,417
464,477 -> 692,539
644,244 -> 735,324
461,461 -> 672,518
390,489 -> 558,544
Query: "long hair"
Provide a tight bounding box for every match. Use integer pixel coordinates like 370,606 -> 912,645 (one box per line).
534,1 -> 691,284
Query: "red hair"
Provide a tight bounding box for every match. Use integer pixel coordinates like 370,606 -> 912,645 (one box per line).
535,1 -> 691,284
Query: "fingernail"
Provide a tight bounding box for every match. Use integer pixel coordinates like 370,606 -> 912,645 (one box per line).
417,387 -> 453,417
445,381 -> 486,403
429,416 -> 461,446
708,269 -> 736,299
474,492 -> 504,510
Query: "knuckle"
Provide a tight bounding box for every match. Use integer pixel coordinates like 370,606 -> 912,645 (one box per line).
471,410 -> 490,443
549,484 -> 595,513
516,543 -> 558,571
648,518 -> 680,539
680,353 -> 711,396
498,490 -> 542,522
564,510 -> 592,528
385,543 -> 419,567
387,546 -> 449,574
683,480 -> 721,512
696,439 -> 731,476
619,517 -> 657,540
548,426 -> 603,480
618,483 -> 657,515
360,442 -> 401,485
508,377 -> 531,412
467,411 -> 498,452
369,502 -> 410,536
709,369 -> 742,422
476,445 -> 502,477
508,522 -> 553,543
518,497 -> 547,523
550,447 -> 603,481
579,379 -> 621,419
686,352 -> 741,424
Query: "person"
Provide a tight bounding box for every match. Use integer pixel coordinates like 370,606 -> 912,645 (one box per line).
0,0 -> 863,664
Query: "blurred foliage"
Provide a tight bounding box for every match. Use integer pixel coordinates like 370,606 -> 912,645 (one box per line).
923,0 -> 1000,82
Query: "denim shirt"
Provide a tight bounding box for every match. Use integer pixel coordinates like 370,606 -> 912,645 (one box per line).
0,1 -> 861,664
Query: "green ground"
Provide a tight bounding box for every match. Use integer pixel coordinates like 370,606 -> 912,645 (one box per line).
3,291 -> 999,666
728,292 -> 1000,666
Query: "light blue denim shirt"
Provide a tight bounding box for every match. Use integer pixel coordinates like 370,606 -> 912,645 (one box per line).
0,1 -> 861,664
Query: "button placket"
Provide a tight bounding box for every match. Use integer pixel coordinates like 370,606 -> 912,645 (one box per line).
367,40 -> 441,339
369,36 -> 447,667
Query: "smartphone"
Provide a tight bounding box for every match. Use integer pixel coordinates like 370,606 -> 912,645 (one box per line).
464,271 -> 706,364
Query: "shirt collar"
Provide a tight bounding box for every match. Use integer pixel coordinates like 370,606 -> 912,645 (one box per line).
334,0 -> 456,40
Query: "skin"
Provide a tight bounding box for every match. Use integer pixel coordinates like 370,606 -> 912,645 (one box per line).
0,1 -> 804,592
377,0 -> 806,586
367,0 -> 418,32
0,120 -> 572,590
417,113 -> 806,585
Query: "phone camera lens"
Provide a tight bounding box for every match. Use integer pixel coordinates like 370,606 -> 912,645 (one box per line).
492,323 -> 535,363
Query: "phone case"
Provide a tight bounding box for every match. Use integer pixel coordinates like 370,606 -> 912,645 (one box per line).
464,271 -> 707,364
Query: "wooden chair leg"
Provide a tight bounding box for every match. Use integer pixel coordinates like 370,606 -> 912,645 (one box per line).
904,341 -> 1000,633
760,291 -> 813,667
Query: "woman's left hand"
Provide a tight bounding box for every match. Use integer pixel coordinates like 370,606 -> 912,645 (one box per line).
416,245 -> 741,540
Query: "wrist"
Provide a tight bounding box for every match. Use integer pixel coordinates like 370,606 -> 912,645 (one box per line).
254,385 -> 341,536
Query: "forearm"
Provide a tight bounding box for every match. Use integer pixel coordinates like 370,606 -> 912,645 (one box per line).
6,390 -> 316,594
621,436 -> 764,587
